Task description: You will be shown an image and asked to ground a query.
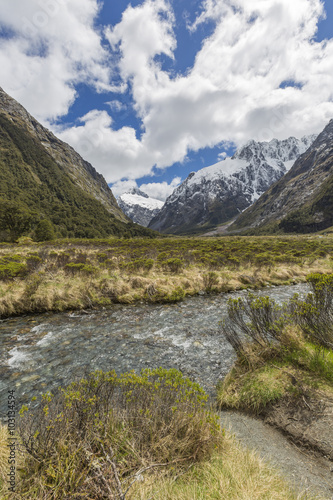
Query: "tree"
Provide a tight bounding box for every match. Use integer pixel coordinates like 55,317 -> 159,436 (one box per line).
0,199 -> 37,242
34,219 -> 55,241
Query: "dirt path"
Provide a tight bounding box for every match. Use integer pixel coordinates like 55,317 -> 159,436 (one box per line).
220,411 -> 333,499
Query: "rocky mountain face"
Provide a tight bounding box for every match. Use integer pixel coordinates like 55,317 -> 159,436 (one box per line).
0,87 -> 125,221
149,135 -> 316,234
0,87 -> 155,239
231,119 -> 333,233
118,188 -> 164,227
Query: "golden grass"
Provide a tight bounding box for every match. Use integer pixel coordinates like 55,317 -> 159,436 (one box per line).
131,433 -> 314,500
0,236 -> 333,317
0,425 -> 318,500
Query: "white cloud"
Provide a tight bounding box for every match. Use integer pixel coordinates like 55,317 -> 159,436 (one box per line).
1,0 -> 333,185
111,177 -> 181,202
99,0 -> 333,180
218,152 -> 227,161
111,180 -> 138,199
0,0 -> 114,121
139,177 -> 181,201
106,100 -> 126,112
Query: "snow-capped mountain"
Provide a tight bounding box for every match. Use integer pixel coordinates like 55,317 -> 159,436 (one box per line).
232,119 -> 333,233
118,188 -> 164,227
148,135 -> 317,234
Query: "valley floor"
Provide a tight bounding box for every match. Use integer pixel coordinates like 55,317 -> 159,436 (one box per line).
1,235 -> 333,318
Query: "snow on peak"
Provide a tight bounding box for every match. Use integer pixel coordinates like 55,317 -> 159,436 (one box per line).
149,134 -> 318,234
119,192 -> 164,211
118,189 -> 164,227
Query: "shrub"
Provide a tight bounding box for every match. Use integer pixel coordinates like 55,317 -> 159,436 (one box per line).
290,273 -> 333,349
220,294 -> 286,367
64,263 -> 97,277
23,273 -> 44,297
34,219 -> 55,242
56,252 -> 71,266
0,260 -> 28,281
18,369 -> 222,499
96,252 -> 108,263
124,258 -> 154,273
26,254 -> 43,272
203,272 -> 219,291
162,258 -> 184,273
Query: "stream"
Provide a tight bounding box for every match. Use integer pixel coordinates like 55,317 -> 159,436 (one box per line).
0,283 -> 309,419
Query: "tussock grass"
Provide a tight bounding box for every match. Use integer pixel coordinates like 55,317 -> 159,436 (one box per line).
1,235 -> 333,317
131,433 -> 311,500
0,422 -> 315,500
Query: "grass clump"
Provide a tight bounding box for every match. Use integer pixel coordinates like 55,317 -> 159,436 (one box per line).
14,368 -> 222,499
131,434 -> 307,500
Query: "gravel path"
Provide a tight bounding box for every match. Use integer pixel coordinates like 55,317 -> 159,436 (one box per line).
220,411 -> 333,499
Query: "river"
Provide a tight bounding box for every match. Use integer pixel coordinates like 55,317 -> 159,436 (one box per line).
0,283 -> 309,418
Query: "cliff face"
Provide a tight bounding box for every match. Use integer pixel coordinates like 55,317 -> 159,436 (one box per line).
0,87 -> 156,239
232,119 -> 333,233
149,136 -> 316,235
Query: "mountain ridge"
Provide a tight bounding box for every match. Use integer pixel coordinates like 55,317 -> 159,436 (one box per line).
149,135 -> 316,234
0,87 -> 125,221
118,188 -> 164,227
0,87 -> 155,240
231,118 -> 333,234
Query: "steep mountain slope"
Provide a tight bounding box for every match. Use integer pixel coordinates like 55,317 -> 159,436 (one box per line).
149,136 -> 316,234
118,188 -> 164,227
231,119 -> 333,233
0,87 -> 155,239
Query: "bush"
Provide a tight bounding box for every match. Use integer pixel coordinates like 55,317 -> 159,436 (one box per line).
0,256 -> 28,281
26,254 -> 43,272
64,263 -> 97,276
123,258 -> 154,273
34,219 -> 55,242
220,294 -> 286,367
18,369 -> 222,499
203,272 -> 219,291
162,258 -> 184,273
290,273 -> 333,349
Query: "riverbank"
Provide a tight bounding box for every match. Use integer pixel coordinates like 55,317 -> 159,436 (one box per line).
217,274 -> 333,496
1,235 -> 333,318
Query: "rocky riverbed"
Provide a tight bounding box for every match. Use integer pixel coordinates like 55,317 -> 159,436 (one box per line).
0,284 -> 309,418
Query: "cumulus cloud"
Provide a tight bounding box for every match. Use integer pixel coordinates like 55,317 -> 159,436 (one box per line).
111,177 -> 181,202
99,0 -> 333,180
0,0 -> 115,121
139,177 -> 181,201
1,0 -> 333,184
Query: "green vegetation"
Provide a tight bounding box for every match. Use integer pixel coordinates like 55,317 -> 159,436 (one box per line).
218,273 -> 333,413
0,235 -> 333,317
4,369 -> 221,498
0,370 -> 310,500
0,114 -> 155,240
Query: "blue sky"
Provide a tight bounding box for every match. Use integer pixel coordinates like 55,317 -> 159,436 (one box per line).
1,0 -> 333,200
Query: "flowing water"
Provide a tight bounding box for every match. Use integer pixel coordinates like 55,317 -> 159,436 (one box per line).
0,284 -> 309,418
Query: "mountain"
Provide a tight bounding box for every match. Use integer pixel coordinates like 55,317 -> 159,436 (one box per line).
231,119 -> 333,234
148,135 -> 316,234
0,87 -> 155,240
117,188 -> 164,227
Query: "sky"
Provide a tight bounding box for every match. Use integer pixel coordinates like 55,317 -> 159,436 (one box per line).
1,0 -> 333,201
